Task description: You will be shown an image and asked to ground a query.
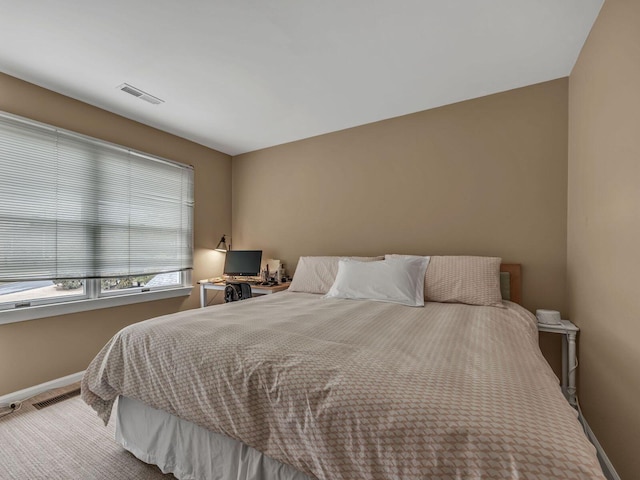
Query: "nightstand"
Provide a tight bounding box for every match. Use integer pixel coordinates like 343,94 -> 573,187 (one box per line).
537,319 -> 579,406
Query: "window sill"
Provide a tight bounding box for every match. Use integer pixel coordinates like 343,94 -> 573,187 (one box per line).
0,286 -> 193,325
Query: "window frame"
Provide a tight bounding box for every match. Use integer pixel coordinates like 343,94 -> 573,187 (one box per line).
0,271 -> 192,325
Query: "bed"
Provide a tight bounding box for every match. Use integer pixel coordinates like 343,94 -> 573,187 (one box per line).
81,257 -> 605,480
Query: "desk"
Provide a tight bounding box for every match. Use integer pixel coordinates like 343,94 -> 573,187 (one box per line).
198,281 -> 290,308
537,320 -> 579,406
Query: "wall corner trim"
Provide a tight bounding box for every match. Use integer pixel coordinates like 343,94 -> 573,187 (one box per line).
577,399 -> 621,480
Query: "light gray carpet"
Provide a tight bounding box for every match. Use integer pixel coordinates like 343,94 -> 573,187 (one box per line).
0,389 -> 175,480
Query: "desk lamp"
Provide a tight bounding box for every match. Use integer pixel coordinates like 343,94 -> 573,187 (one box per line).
215,234 -> 230,252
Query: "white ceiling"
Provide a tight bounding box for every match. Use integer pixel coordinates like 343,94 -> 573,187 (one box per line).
0,0 -> 602,156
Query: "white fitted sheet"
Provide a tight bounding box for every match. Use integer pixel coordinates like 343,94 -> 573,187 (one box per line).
116,395 -> 311,480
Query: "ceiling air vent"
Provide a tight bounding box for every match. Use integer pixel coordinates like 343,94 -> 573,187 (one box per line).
117,83 -> 164,105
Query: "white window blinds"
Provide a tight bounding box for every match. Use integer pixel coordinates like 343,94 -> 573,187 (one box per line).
0,112 -> 194,281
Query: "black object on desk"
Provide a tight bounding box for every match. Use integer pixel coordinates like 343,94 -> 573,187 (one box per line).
224,283 -> 252,303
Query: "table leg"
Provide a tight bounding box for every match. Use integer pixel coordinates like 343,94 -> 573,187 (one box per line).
200,284 -> 206,308
567,331 -> 577,406
561,334 -> 568,398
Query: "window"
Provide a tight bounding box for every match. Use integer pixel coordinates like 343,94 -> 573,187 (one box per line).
0,111 -> 194,322
0,279 -> 86,307
100,272 -> 182,295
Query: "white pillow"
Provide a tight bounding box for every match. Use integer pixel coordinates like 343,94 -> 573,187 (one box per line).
289,256 -> 384,294
324,256 -> 430,307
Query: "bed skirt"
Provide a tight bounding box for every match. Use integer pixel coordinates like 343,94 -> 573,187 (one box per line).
115,396 -> 312,480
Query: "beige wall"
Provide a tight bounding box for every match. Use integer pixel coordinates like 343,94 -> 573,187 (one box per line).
0,73 -> 232,396
568,1 -> 640,478
233,79 -> 569,315
233,79 -> 569,374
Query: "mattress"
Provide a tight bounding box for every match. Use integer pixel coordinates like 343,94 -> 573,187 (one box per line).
82,291 -> 605,479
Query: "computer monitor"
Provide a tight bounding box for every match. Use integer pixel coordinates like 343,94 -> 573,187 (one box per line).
223,250 -> 262,277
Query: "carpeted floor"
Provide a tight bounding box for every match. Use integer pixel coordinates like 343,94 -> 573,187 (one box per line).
0,384 -> 175,479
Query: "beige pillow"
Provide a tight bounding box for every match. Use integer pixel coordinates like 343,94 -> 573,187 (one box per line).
289,256 -> 384,294
425,256 -> 503,306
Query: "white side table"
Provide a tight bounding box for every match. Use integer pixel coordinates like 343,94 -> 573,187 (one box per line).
198,281 -> 290,308
537,319 -> 579,406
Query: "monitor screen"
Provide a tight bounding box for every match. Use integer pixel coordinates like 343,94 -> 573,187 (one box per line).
223,250 -> 262,276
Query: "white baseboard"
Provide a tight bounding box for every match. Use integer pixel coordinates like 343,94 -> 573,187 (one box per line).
576,399 -> 621,480
0,371 -> 85,407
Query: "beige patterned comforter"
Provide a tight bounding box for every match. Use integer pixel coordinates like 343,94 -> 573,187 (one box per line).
82,292 -> 605,480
